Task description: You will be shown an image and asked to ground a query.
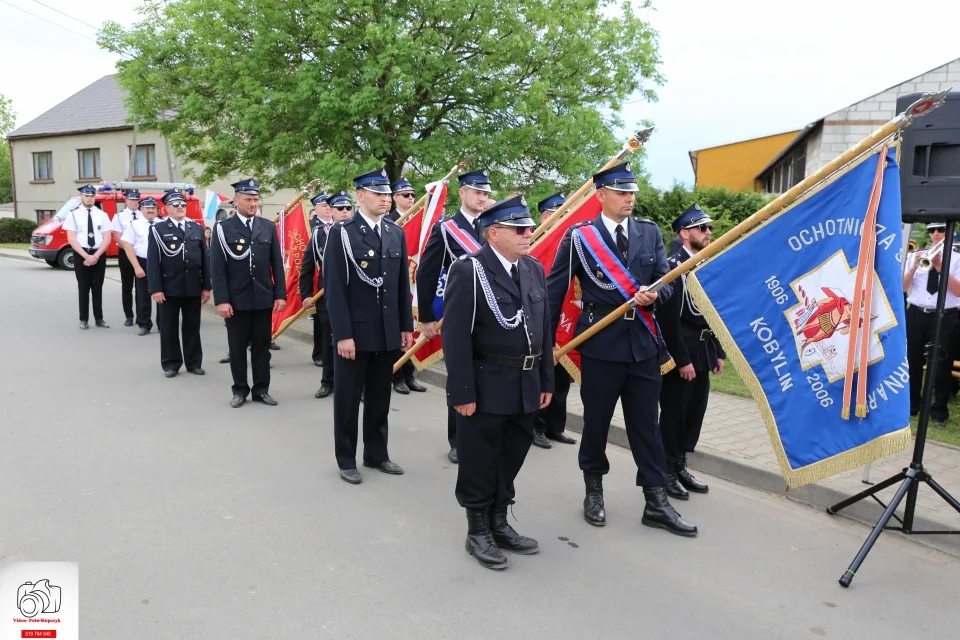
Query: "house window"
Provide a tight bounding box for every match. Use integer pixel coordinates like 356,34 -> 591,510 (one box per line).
32,152 -> 53,181
761,147 -> 806,194
35,209 -> 55,224
78,148 -> 101,180
130,144 -> 157,179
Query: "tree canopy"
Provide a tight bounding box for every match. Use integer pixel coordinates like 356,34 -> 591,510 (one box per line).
99,0 -> 662,197
0,94 -> 15,203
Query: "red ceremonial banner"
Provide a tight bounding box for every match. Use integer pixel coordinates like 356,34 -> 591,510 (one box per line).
271,202 -> 310,335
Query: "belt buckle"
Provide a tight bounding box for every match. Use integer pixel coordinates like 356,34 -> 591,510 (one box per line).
623,307 -> 636,321
700,329 -> 713,341
522,355 -> 537,371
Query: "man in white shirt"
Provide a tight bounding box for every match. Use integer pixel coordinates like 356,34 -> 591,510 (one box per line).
113,189 -> 142,326
120,196 -> 161,335
63,184 -> 112,329
902,222 -> 960,423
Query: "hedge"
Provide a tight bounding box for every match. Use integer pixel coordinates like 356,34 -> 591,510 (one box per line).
0,217 -> 37,243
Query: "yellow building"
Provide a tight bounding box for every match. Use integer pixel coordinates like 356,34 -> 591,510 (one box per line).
689,130 -> 800,191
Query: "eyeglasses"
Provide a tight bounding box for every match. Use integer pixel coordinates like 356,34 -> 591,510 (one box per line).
334,206 -> 352,212
494,224 -> 533,235
929,228 -> 946,234
696,224 -> 713,233
396,193 -> 415,199
168,202 -> 187,208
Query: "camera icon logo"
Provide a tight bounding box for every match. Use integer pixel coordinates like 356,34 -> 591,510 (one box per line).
17,579 -> 61,618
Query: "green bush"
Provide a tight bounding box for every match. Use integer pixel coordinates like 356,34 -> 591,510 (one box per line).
634,183 -> 773,239
0,217 -> 37,243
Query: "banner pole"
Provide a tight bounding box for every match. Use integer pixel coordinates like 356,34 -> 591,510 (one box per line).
555,90 -> 951,360
393,159 -> 469,228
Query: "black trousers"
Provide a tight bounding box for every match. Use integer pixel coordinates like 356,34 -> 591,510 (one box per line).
658,367 -> 710,467
392,355 -> 416,383
158,296 -> 203,372
226,308 -> 273,397
907,306 -> 959,421
333,350 -> 392,469
447,407 -> 457,449
134,257 -> 154,330
579,354 -> 668,487
535,363 -> 572,436
74,256 -> 106,322
118,249 -> 135,320
313,309 -> 334,385
455,411 -> 535,509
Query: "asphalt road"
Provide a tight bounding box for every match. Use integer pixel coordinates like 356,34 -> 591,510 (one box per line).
2,255 -> 959,639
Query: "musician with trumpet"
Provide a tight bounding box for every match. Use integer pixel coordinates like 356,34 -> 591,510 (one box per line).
903,222 -> 960,423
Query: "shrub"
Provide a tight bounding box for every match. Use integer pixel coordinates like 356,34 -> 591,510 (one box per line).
0,217 -> 37,243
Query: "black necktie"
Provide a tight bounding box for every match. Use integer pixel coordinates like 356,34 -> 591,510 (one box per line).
86,209 -> 94,247
473,218 -> 481,237
132,211 -> 137,221
615,224 -> 628,261
510,263 -> 521,290
927,268 -> 940,295
375,224 -> 382,249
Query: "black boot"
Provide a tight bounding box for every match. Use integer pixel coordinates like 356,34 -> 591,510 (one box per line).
489,505 -> 539,554
677,456 -> 709,493
583,473 -> 606,526
666,472 -> 689,500
642,487 -> 698,537
465,508 -> 508,570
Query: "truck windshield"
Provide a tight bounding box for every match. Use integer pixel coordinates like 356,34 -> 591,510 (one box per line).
53,197 -> 82,221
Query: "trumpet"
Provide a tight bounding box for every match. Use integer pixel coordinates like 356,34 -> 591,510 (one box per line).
917,239 -> 945,272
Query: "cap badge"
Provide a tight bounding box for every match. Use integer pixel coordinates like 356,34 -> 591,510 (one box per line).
381,169 -> 387,177
520,196 -> 527,206
482,169 -> 488,176
694,204 -> 701,210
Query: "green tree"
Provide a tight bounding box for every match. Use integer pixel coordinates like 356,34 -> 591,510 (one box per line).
634,182 -> 772,239
99,0 -> 662,195
0,93 -> 15,203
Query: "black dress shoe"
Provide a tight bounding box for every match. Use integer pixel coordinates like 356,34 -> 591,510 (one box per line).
363,460 -> 404,475
642,486 -> 698,537
313,360 -> 323,367
465,509 -> 508,570
583,473 -> 606,526
532,432 -> 552,449
219,353 -> 231,364
124,318 -> 134,327
666,472 -> 689,500
95,320 -> 110,328
138,327 -> 150,336
230,395 -> 246,408
677,456 -> 709,493
188,367 -> 205,376
448,448 -> 459,464
269,342 -> 280,351
393,380 -> 411,394
252,393 -> 278,406
314,384 -> 333,399
78,321 -> 89,330
548,432 -> 578,445
340,469 -> 362,484
163,370 -> 178,378
489,504 -> 539,554
406,378 -> 427,392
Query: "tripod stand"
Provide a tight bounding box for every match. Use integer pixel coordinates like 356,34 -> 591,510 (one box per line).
827,219 -> 960,587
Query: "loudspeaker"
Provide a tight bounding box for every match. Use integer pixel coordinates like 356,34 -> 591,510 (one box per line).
898,91 -> 960,222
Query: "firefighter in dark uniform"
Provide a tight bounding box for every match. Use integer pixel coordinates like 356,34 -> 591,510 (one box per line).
324,168 -> 414,484
112,189 -> 142,326
444,195 -> 554,569
147,190 -> 211,377
386,177 -> 428,395
657,204 -> 722,499
309,191 -> 331,231
210,179 -> 287,408
546,162 -> 697,537
417,169 -> 493,463
300,192 -> 336,398
532,192 -> 578,450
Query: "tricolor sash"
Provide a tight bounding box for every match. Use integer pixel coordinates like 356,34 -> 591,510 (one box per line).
573,224 -> 663,346
434,219 -> 483,319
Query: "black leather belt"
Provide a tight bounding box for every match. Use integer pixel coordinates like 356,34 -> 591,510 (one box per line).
684,328 -> 715,341
475,351 -> 542,371
911,306 -> 958,314
586,303 -> 636,321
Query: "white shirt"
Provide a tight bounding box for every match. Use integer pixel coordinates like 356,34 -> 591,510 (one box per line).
358,211 -> 381,235
112,207 -> 141,235
121,217 -> 159,259
63,206 -> 113,250
490,245 -> 519,282
600,213 -> 629,241
460,210 -> 479,228
236,213 -> 255,233
906,250 -> 960,309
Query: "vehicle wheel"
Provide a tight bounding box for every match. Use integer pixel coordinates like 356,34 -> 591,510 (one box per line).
57,248 -> 76,270
45,259 -> 59,268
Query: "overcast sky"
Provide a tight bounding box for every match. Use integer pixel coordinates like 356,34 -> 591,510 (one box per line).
2,0 -> 957,189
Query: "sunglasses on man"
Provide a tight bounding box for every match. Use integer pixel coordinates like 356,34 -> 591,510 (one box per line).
396,192 -> 415,199
929,228 -> 946,235
334,206 -> 352,212
693,223 -> 712,233
168,202 -> 187,208
493,224 -> 533,234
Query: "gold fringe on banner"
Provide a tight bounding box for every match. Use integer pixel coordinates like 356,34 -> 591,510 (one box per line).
412,347 -> 445,372
559,354 -> 582,386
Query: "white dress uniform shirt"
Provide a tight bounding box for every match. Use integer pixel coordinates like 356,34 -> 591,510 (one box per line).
600,213 -> 629,241
63,205 -> 113,251
490,244 -> 519,281
112,208 -> 141,236
906,250 -> 960,309
121,217 -> 158,259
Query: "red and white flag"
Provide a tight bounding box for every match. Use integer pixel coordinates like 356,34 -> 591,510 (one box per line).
271,202 -> 310,335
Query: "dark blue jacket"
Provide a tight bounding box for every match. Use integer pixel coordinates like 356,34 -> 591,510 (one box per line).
443,244 -> 554,415
416,211 -> 483,323
545,215 -> 673,363
210,215 -> 286,311
147,217 -> 210,297
299,223 -> 330,316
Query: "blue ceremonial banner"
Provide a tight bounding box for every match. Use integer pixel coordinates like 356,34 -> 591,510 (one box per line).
687,148 -> 911,487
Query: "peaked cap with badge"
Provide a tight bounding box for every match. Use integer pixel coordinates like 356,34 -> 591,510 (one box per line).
458,169 -> 494,193
671,203 -> 712,233
354,168 -> 392,194
592,162 -> 639,192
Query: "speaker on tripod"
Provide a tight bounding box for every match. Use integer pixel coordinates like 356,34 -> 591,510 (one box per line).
828,91 -> 960,587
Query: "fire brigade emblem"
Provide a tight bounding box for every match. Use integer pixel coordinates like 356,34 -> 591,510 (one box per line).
783,250 -> 897,382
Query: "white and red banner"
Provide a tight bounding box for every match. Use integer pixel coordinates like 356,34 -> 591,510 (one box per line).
271,202 -> 310,335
